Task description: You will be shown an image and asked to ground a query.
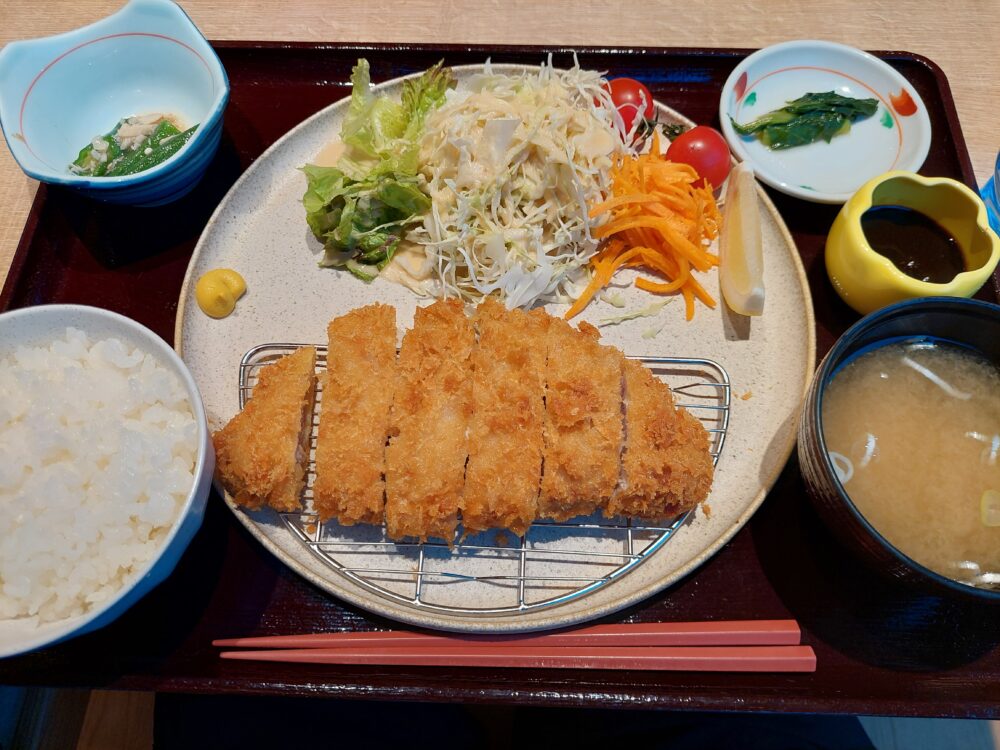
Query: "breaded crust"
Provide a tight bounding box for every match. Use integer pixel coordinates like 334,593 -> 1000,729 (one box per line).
313,304 -> 396,525
213,346 -> 317,513
385,299 -> 474,542
462,299 -> 548,537
538,318 -> 623,521
606,358 -> 714,520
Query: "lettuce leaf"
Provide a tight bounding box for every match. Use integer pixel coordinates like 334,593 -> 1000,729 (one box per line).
340,61 -> 407,162
338,59 -> 455,179
301,164 -> 430,273
301,59 -> 454,280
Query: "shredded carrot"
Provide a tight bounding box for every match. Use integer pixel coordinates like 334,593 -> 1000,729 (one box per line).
568,131 -> 722,322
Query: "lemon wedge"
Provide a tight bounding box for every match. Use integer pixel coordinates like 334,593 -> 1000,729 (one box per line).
719,162 -> 764,316
982,489 -> 1000,527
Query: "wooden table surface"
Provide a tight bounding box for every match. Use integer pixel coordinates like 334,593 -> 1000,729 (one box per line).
1,0 -> 998,287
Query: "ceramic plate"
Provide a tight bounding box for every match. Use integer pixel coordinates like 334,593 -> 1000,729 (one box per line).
720,40 -> 932,204
176,63 -> 816,632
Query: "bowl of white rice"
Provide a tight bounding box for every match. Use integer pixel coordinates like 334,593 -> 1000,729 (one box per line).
0,304 -> 213,658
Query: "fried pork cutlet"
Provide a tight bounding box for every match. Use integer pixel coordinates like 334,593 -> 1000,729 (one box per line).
537,319 -> 623,522
213,346 -> 317,513
313,304 -> 397,525
385,299 -> 474,542
606,358 -> 714,520
461,299 -> 548,537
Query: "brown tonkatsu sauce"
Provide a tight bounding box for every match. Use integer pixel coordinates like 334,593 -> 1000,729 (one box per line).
861,205 -> 966,284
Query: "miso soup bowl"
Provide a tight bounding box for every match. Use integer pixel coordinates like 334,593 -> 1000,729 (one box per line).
797,296 -> 1000,602
825,171 -> 1000,315
0,0 -> 229,207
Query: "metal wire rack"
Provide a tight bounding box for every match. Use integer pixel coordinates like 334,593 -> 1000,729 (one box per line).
238,343 -> 731,617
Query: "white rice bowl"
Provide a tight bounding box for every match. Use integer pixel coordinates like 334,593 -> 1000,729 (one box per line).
0,305 -> 212,658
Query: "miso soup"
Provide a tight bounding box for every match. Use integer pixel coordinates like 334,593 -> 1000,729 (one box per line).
821,339 -> 1000,588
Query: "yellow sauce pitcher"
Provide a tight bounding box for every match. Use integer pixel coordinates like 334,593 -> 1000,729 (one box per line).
826,171 -> 1000,315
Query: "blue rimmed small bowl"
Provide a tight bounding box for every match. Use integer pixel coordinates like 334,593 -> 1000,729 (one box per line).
797,296 -> 1000,602
0,0 -> 229,206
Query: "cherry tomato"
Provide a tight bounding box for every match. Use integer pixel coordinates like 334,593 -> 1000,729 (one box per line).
666,125 -> 732,189
604,78 -> 655,132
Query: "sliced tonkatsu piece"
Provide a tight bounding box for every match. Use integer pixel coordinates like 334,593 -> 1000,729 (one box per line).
606,358 -> 714,520
313,304 -> 397,525
462,299 -> 549,537
385,299 -> 475,542
213,346 -> 317,513
537,319 -> 624,522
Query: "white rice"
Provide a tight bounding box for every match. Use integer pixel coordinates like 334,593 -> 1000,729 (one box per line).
0,327 -> 197,624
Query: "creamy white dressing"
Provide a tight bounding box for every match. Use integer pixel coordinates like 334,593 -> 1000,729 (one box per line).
312,138 -> 347,168
380,241 -> 436,295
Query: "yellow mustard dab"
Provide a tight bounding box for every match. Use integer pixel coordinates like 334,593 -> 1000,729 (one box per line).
195,269 -> 246,318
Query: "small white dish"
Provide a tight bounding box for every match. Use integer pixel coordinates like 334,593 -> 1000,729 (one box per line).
719,40 -> 932,204
0,304 -> 214,659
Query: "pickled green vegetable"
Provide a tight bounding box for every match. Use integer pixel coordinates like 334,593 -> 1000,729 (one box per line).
731,91 -> 878,150
70,116 -> 198,177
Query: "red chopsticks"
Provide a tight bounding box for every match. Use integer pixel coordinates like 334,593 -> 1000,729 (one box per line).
215,619 -> 800,648
219,644 -> 815,672
215,620 -> 816,673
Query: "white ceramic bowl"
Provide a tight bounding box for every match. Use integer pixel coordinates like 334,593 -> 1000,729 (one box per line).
719,40 -> 932,204
0,304 -> 213,659
0,0 -> 229,206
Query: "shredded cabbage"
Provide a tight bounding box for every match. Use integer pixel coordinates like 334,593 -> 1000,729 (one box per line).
598,299 -> 673,327
600,290 -> 627,308
641,323 -> 667,339
403,56 -> 632,307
